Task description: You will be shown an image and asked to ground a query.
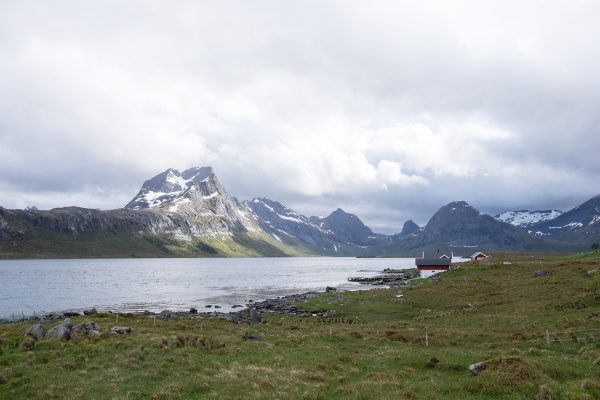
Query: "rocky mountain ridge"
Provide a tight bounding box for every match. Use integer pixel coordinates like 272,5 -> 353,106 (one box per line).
1,166 -> 599,258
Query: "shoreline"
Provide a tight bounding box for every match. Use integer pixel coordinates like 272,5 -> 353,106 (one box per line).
0,291 -> 345,325
1,268 -> 417,325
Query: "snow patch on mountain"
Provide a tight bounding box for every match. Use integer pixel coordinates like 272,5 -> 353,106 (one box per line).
494,210 -> 563,227
126,167 -> 216,210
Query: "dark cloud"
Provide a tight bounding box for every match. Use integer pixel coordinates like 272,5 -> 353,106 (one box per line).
1,1 -> 599,233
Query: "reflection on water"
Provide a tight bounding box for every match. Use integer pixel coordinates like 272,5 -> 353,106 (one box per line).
0,257 -> 416,318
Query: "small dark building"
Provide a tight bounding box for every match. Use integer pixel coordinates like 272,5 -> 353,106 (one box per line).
415,257 -> 452,278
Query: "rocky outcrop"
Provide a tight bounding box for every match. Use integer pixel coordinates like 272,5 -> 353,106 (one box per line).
46,318 -> 74,339
71,321 -> 102,338
26,318 -> 102,340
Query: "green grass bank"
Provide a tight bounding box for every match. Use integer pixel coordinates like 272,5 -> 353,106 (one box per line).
1,253 -> 599,399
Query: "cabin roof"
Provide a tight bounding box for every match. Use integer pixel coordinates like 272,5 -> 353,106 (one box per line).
415,258 -> 452,266
470,251 -> 488,258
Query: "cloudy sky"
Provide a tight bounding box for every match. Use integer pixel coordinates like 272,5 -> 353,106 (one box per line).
1,1 -> 599,233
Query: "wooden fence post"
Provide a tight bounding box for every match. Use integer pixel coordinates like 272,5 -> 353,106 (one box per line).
545,329 -> 550,346
425,331 -> 429,347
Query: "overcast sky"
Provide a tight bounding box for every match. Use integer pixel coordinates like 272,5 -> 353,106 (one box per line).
1,1 -> 599,233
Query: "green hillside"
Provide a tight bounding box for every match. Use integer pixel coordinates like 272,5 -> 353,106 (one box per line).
1,253 -> 599,398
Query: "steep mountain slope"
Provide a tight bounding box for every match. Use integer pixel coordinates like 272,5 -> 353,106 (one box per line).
532,195 -> 600,244
0,168 -> 296,258
494,210 -> 563,228
244,199 -> 386,255
412,201 -> 551,254
309,208 -> 383,245
125,167 -> 261,236
243,198 -> 335,252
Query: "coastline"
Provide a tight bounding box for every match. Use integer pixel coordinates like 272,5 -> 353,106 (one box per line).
1,268 -> 417,325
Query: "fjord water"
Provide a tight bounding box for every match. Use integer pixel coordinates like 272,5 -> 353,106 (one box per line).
0,257 -> 414,319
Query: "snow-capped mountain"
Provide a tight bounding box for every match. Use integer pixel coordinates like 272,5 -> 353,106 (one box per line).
532,195 -> 600,240
125,167 -> 262,237
417,201 -> 542,251
126,167 -> 220,210
244,198 -> 336,250
494,210 -> 563,228
2,165 -> 599,258
243,198 -> 384,254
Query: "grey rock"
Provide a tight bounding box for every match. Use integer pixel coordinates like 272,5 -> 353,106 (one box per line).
71,321 -> 101,337
325,286 -> 337,292
83,308 -> 98,315
110,326 -> 132,335
24,324 -> 45,339
63,312 -> 80,317
469,361 -> 488,376
587,269 -> 599,277
534,271 -> 552,278
46,321 -> 72,340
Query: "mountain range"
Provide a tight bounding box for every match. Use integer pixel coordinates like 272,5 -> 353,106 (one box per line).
1,166 -> 599,258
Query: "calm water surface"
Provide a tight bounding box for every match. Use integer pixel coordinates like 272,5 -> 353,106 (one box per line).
0,257 -> 415,318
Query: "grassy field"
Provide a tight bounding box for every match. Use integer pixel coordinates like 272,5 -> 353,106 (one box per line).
1,253 -> 599,399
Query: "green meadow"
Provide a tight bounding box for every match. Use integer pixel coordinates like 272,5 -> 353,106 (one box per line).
1,253 -> 599,399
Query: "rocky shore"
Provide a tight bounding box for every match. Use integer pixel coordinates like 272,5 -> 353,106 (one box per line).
1,291 -> 339,326
3,268 -> 415,325
348,267 -> 417,287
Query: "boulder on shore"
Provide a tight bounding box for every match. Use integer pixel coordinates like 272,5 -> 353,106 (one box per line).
46,319 -> 72,340
111,326 -> 132,335
23,324 -> 45,339
71,321 -> 102,338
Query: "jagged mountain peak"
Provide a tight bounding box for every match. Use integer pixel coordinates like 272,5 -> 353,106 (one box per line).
401,219 -> 420,235
125,166 -> 219,210
318,208 -> 374,244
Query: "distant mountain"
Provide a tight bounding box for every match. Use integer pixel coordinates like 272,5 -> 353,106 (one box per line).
400,219 -> 421,236
309,208 -> 381,245
0,167 -> 295,258
494,210 -> 563,228
243,198 -> 337,253
1,166 -> 599,258
415,201 -> 547,253
124,167 -> 258,236
531,195 -> 600,243
244,198 -> 385,255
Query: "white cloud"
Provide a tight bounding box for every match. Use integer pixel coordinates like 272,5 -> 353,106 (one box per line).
0,1 -> 599,232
